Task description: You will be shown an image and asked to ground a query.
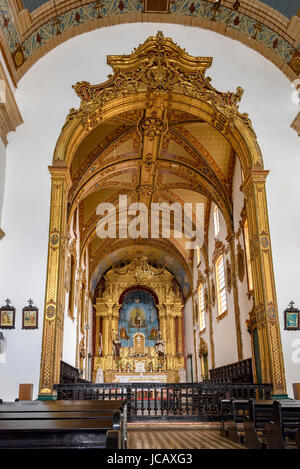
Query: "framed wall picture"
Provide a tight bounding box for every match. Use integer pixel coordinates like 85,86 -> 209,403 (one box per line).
284,301 -> 300,331
0,299 -> 15,329
22,299 -> 38,330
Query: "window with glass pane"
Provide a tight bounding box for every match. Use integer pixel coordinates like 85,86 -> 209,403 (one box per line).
196,245 -> 201,265
214,206 -> 220,236
216,255 -> 227,315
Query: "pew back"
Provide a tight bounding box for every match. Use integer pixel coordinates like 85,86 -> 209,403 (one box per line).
0,400 -> 125,449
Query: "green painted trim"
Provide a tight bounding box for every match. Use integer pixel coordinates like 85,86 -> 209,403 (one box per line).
37,395 -> 57,401
271,394 -> 290,400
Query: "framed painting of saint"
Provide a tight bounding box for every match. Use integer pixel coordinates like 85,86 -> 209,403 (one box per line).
22,299 -> 38,330
0,299 -> 15,329
284,301 -> 300,331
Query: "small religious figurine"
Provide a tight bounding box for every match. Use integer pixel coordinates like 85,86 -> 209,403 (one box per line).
134,311 -> 141,328
155,331 -> 166,358
113,332 -> 122,359
98,332 -> 103,356
95,367 -> 104,383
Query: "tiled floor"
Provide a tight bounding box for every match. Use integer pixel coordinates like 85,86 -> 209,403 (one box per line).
127,424 -> 244,449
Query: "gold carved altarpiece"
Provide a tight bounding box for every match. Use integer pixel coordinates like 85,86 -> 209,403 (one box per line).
93,257 -> 184,383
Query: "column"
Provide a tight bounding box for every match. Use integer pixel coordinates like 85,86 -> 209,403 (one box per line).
39,166 -> 72,398
242,169 -> 287,397
177,313 -> 183,354
169,315 -> 176,355
95,316 -> 100,353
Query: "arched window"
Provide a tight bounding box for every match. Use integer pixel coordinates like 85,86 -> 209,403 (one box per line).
196,245 -> 201,266
216,255 -> 227,316
213,205 -> 220,237
198,283 -> 206,331
243,219 -> 253,291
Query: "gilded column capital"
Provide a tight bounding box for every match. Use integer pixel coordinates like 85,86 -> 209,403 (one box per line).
241,168 -> 270,192
48,165 -> 72,190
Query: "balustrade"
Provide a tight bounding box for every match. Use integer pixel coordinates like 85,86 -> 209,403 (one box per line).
53,381 -> 272,421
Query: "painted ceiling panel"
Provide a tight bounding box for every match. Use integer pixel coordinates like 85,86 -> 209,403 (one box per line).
259,0 -> 299,18
22,0 -> 300,18
90,246 -> 191,298
22,0 -> 48,12
181,122 -> 232,178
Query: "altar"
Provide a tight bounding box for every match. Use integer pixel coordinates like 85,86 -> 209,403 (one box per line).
112,373 -> 168,383
92,258 -> 185,384
103,369 -> 179,383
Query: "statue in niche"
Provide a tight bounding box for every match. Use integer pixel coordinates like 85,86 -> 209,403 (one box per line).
129,308 -> 146,328
113,333 -> 121,359
120,326 -> 129,340
155,332 -> 166,358
98,332 -> 103,356
149,327 -> 158,340
133,332 -> 145,355
134,311 -> 142,328
95,367 -> 104,383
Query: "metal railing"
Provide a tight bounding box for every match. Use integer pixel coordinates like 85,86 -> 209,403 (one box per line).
53,382 -> 273,421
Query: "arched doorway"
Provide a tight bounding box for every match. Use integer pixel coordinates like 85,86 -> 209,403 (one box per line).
39,32 -> 286,399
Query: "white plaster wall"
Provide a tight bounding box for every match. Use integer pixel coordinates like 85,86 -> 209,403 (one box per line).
0,23 -> 298,400
184,297 -> 196,382
62,290 -> 77,368
207,204 -> 239,367
0,139 -> 6,228
232,158 -> 253,361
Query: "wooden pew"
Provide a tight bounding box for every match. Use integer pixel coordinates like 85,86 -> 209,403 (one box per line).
0,400 -> 124,412
0,400 -> 125,449
296,428 -> 300,449
265,400 -> 300,449
220,399 -> 248,444
220,399 -> 232,438
244,399 -> 274,449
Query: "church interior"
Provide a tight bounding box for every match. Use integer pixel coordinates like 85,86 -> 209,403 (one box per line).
0,0 -> 299,451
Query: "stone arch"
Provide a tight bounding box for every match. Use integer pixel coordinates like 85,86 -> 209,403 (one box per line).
119,285 -> 159,305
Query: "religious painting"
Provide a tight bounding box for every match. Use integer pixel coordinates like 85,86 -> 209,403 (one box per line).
211,279 -> 216,306
0,300 -> 15,329
22,300 -> 38,330
118,288 -> 159,350
237,244 -> 245,282
226,259 -> 232,293
284,301 -> 300,330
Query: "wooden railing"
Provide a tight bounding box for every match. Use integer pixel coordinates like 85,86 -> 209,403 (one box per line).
209,358 -> 253,383
60,360 -> 90,385
53,382 -> 273,421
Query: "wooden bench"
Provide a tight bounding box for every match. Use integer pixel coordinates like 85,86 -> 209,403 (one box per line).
220,399 -> 248,444
0,400 -> 125,449
296,428 -> 300,449
265,400 -> 300,449
244,399 -> 274,449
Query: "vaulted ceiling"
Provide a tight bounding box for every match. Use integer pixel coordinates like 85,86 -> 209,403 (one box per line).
70,107 -> 235,298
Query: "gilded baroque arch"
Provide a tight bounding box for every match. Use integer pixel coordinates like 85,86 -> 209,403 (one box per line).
39,32 -> 286,398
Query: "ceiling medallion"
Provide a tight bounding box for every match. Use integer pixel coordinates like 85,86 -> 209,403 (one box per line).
138,117 -> 167,137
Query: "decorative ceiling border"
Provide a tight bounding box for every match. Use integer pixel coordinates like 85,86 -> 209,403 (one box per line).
0,0 -> 299,84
